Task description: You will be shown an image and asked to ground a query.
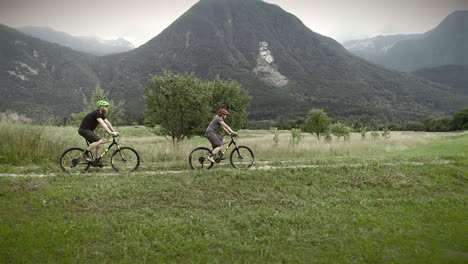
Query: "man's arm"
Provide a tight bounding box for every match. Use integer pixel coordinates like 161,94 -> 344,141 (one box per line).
220,121 -> 235,135
97,118 -> 116,135
104,119 -> 116,132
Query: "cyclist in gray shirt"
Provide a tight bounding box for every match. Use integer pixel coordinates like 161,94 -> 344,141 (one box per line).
204,108 -> 237,162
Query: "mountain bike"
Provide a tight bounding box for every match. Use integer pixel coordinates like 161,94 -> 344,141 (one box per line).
59,136 -> 140,173
188,134 -> 254,170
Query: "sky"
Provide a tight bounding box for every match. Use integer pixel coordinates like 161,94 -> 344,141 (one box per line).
1,0 -> 467,47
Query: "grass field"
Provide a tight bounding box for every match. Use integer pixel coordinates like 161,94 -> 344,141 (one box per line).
0,122 -> 467,262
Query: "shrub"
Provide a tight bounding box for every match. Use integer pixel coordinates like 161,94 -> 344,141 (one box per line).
291,128 -> 302,145
330,122 -> 352,140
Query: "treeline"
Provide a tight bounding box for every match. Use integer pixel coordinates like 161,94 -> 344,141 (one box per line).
3,71 -> 466,135
247,108 -> 468,133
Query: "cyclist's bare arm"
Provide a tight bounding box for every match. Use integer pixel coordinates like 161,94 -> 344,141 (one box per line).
97,118 -> 117,136
104,119 -> 117,133
220,121 -> 235,135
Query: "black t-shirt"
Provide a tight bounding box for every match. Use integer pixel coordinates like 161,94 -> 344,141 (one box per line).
79,109 -> 106,131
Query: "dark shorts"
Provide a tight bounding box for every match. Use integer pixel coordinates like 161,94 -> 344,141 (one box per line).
78,128 -> 101,143
205,131 -> 223,149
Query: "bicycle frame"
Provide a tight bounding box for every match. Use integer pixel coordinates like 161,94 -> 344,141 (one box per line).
218,135 -> 239,158
86,136 -> 121,160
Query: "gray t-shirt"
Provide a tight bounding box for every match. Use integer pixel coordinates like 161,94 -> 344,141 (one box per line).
205,115 -> 223,134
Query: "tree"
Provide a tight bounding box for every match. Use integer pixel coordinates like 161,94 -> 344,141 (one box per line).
208,76 -> 250,130
424,116 -> 452,132
451,108 -> 468,130
70,83 -> 126,126
291,128 -> 302,146
360,127 -> 367,139
144,72 -> 211,146
330,122 -> 352,140
144,72 -> 250,147
304,109 -> 331,139
403,121 -> 425,131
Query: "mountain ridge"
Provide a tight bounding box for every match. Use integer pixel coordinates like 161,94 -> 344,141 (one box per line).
343,10 -> 468,71
17,26 -> 134,56
102,0 -> 466,121
0,24 -> 104,118
1,1 -> 467,123
412,65 -> 468,96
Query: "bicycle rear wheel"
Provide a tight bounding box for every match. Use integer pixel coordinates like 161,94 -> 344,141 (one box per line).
59,147 -> 91,173
230,146 -> 254,169
111,147 -> 140,173
189,147 -> 214,170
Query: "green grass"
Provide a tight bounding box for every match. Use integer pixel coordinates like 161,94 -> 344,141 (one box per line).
0,122 -> 467,262
1,162 -> 466,262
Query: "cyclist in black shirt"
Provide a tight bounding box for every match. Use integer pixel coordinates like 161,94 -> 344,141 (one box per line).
78,100 -> 119,163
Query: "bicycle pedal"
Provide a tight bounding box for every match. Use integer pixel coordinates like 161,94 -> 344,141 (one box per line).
91,161 -> 104,168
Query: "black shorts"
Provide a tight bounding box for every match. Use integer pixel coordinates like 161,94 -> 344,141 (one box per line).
205,131 -> 223,149
78,128 -> 101,143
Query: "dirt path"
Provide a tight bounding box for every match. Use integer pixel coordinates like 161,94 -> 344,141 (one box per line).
0,161 -> 432,178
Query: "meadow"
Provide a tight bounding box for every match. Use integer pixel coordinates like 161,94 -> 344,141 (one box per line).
0,119 -> 467,263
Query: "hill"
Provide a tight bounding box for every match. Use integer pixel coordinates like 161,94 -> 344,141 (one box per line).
412,65 -> 468,95
342,34 -> 421,65
102,0 -> 466,122
344,10 -> 468,72
0,24 -> 105,119
1,1 -> 467,123
17,26 -> 134,56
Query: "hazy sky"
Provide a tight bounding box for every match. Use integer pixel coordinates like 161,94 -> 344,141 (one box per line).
1,0 -> 467,47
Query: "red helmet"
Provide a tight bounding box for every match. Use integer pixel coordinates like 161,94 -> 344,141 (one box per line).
218,108 -> 230,116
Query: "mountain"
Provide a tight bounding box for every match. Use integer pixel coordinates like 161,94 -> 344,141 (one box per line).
342,34 -> 421,64
412,65 -> 468,95
101,0 -> 466,122
0,24 -> 105,119
343,10 -> 468,72
1,0 -> 467,123
17,26 -> 134,56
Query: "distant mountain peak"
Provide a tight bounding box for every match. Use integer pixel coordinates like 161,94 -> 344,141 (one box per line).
17,26 -> 134,55
343,10 -> 468,72
103,0 -> 466,121
2,5 -> 467,122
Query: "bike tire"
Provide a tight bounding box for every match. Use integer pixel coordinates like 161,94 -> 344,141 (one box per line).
230,146 -> 254,169
111,147 -> 140,173
59,147 -> 91,174
189,147 -> 214,170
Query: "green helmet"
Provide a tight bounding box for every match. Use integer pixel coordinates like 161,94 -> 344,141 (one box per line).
96,100 -> 110,108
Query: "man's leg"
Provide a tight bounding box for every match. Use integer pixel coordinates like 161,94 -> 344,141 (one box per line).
86,140 -> 100,152
212,146 -> 223,157
211,134 -> 225,156
94,140 -> 105,160
80,130 -> 102,157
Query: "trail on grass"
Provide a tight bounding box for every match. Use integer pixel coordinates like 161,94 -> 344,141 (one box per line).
0,160 -> 436,178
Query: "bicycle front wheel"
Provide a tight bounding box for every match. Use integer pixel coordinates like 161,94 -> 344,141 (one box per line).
189,147 -> 214,170
59,147 -> 90,174
111,147 -> 140,173
230,146 -> 254,169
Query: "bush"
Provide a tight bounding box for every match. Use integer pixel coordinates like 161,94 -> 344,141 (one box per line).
424,116 -> 453,132
403,121 -> 425,131
360,127 -> 367,139
330,122 -> 351,140
291,128 -> 302,145
451,108 -> 468,130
